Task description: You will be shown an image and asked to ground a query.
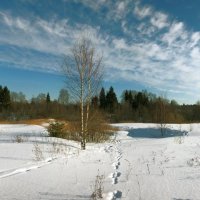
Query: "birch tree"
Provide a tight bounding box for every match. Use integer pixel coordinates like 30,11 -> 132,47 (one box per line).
63,37 -> 103,150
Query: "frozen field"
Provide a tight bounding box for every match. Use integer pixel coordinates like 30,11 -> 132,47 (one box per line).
0,123 -> 200,200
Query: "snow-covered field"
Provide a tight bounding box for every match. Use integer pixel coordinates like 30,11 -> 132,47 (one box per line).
1,123 -> 200,200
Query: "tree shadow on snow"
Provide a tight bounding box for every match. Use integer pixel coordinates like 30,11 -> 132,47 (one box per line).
128,127 -> 187,139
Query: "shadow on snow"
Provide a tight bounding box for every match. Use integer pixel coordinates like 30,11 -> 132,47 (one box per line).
128,127 -> 188,139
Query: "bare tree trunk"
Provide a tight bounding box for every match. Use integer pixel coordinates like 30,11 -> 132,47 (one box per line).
85,64 -> 92,141
85,76 -> 92,140
85,83 -> 90,141
63,37 -> 103,150
80,76 -> 85,150
85,49 -> 94,142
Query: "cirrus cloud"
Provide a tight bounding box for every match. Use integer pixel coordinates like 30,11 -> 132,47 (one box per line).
1,0 -> 200,103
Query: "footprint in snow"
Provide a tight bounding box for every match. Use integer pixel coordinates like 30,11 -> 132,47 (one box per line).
108,171 -> 121,185
112,162 -> 120,170
112,172 -> 121,184
113,190 -> 122,199
103,190 -> 122,200
116,155 -> 122,161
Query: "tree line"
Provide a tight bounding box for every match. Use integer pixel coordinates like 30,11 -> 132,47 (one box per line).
93,87 -> 200,123
0,86 -> 72,120
1,84 -> 200,123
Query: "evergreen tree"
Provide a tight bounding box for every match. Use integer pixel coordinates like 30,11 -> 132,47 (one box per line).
124,90 -> 129,102
1,86 -> 11,110
0,86 -> 3,109
106,86 -> 118,113
123,90 -> 133,105
128,91 -> 133,104
99,87 -> 106,110
122,90 -> 134,105
46,93 -> 51,104
132,92 -> 149,109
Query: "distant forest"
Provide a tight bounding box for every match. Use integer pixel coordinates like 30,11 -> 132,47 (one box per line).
0,85 -> 200,123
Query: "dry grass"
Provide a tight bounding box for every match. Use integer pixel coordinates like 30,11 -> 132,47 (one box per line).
0,113 -> 118,143
0,118 -> 54,126
91,172 -> 105,200
48,118 -> 118,143
64,119 -> 119,143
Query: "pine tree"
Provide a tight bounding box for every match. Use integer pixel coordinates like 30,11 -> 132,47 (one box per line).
46,93 -> 51,104
124,90 -> 129,102
128,91 -> 133,105
106,86 -> 118,113
122,90 -> 133,105
0,86 -> 3,110
1,86 -> 11,110
99,87 -> 106,110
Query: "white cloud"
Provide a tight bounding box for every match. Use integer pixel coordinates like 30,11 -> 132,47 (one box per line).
0,12 -> 107,73
150,12 -> 169,29
190,47 -> 200,59
105,0 -> 130,21
0,12 -> 105,57
137,22 -> 156,37
134,4 -> 152,19
1,1 -> 200,103
121,21 -> 129,35
190,32 -> 200,47
63,0 -> 106,11
117,2 -> 126,14
162,22 -> 187,45
133,3 -> 170,35
112,38 -> 128,50
109,18 -> 200,102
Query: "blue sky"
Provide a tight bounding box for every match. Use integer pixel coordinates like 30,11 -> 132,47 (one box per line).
0,0 -> 200,103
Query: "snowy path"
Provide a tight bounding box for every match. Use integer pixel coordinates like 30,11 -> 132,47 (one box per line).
103,140 -> 123,199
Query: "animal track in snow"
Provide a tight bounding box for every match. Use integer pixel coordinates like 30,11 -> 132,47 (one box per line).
112,161 -> 120,170
106,139 -> 123,199
112,172 -> 121,184
0,157 -> 56,179
103,190 -> 122,200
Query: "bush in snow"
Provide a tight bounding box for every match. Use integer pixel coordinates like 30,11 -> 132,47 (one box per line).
48,121 -> 66,138
91,172 -> 105,199
47,115 -> 116,144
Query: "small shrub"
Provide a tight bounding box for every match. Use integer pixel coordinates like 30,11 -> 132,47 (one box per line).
13,135 -> 24,143
91,172 -> 105,200
86,122 -> 116,143
47,114 -> 118,143
33,143 -> 44,161
48,121 -> 66,138
85,110 -> 118,143
47,121 -> 80,141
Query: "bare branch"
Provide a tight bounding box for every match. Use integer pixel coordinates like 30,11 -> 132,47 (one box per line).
62,37 -> 104,150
